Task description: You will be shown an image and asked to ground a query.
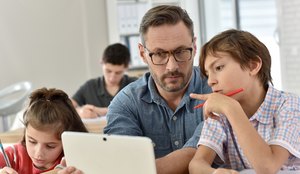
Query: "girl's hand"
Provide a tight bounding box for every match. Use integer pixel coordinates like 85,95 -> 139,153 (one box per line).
0,167 -> 18,174
56,157 -> 84,174
57,166 -> 83,174
212,168 -> 239,174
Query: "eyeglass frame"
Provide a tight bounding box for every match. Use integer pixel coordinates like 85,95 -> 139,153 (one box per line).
143,46 -> 194,65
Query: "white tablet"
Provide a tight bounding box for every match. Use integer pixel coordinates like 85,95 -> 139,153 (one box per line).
61,131 -> 157,174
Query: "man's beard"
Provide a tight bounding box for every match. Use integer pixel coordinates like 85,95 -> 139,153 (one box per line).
153,70 -> 187,92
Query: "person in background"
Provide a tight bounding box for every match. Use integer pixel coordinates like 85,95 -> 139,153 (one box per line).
0,88 -> 87,174
71,43 -> 138,118
104,5 -> 211,174
189,29 -> 300,174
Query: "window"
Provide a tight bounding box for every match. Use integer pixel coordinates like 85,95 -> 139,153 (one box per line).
201,0 -> 281,89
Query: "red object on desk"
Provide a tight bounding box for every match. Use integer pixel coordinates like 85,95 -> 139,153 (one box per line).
193,88 -> 244,109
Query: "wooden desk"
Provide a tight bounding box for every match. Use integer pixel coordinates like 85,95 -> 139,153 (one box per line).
0,119 -> 107,144
84,119 -> 107,133
0,128 -> 23,143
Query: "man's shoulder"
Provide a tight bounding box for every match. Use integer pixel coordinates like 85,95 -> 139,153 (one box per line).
189,66 -> 211,93
124,73 -> 149,88
123,74 -> 139,83
118,73 -> 150,99
192,66 -> 202,79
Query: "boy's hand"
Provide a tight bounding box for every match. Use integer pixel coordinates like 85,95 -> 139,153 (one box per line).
77,104 -> 98,118
190,92 -> 239,120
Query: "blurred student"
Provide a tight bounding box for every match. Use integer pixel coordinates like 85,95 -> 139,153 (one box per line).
0,88 -> 87,174
71,43 -> 137,118
189,29 -> 300,174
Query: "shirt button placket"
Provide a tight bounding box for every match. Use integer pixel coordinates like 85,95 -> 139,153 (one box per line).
173,116 -> 177,121
172,115 -> 180,149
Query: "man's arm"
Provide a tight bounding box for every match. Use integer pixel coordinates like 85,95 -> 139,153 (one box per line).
155,122 -> 204,174
156,147 -> 196,174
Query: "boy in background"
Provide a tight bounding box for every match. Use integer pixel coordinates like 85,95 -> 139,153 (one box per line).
72,43 -> 137,118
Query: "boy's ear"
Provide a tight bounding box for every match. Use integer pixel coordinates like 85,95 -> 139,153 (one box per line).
249,56 -> 262,75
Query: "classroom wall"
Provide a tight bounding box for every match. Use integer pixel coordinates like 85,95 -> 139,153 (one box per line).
0,0 -> 108,96
1,0 -> 300,97
277,0 -> 300,95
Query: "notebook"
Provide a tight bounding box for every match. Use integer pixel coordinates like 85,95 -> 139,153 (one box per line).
61,131 -> 157,174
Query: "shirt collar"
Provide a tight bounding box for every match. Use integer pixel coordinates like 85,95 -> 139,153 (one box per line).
144,68 -> 198,112
250,85 -> 280,124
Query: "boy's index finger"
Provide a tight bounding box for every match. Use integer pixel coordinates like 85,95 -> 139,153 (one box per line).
190,93 -> 208,109
190,93 -> 207,99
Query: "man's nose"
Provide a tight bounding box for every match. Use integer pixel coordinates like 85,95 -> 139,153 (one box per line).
165,54 -> 179,71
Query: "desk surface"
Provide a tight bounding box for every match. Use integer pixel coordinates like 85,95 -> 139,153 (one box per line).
0,118 -> 107,143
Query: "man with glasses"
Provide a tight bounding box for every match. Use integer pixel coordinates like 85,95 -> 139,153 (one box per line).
104,5 -> 211,174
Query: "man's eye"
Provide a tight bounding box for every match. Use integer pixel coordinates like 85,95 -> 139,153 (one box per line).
175,49 -> 184,54
175,49 -> 187,56
155,52 -> 168,58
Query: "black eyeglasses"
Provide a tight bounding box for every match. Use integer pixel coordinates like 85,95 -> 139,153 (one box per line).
144,46 -> 193,65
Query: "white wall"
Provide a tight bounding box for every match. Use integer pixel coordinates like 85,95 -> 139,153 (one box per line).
277,0 -> 300,95
2,0 -> 299,97
0,0 -> 108,96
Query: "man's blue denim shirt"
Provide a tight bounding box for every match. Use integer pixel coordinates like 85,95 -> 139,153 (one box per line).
104,66 -> 211,158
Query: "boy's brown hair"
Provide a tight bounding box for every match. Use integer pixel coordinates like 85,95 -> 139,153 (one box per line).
199,29 -> 272,88
102,43 -> 131,67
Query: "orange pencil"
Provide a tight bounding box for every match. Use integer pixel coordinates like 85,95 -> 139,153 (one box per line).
193,88 -> 244,109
